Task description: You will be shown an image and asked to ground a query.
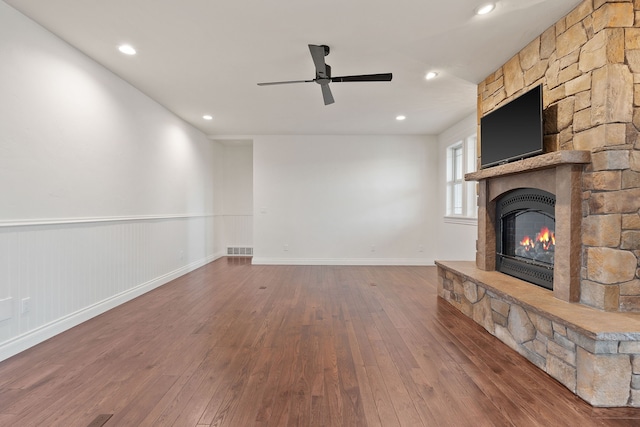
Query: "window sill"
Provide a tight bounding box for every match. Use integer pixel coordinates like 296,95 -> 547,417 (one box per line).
444,216 -> 478,226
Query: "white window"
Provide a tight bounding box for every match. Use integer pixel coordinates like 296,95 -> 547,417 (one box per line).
446,134 -> 477,220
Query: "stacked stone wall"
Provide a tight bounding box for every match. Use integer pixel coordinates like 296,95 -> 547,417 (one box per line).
477,0 -> 640,311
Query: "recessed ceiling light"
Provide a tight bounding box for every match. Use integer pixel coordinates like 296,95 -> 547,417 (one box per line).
476,3 -> 495,15
425,71 -> 438,80
396,115 -> 406,121
203,115 -> 213,120
118,44 -> 137,55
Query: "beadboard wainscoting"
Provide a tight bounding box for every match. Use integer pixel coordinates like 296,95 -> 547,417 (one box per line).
0,214 -> 224,361
222,215 -> 253,249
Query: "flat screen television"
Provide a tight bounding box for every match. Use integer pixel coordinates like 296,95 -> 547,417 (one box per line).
480,84 -> 544,169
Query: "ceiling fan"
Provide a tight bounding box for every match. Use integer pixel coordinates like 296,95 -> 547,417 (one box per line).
257,44 -> 392,105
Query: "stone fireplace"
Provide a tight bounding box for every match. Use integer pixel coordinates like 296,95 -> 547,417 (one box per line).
436,0 -> 640,407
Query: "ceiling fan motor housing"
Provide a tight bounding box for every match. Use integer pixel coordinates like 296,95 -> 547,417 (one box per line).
316,64 -> 331,83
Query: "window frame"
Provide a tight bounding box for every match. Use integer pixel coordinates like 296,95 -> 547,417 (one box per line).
445,134 -> 477,223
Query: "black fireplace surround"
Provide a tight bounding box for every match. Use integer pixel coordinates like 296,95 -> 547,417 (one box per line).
496,188 -> 556,290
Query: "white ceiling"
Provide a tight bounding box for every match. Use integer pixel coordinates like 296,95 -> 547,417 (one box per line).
4,0 -> 581,137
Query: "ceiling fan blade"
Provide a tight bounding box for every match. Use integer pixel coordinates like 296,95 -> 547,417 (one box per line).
257,79 -> 313,86
321,84 -> 334,105
331,73 -> 393,83
308,44 -> 328,77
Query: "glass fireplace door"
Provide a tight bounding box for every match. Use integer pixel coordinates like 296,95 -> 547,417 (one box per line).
496,188 -> 556,290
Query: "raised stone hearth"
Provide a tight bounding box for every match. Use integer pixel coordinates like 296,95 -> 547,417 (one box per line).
437,260 -> 640,407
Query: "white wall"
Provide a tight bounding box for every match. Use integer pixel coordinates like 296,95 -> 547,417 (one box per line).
436,113 -> 478,261
0,2 -> 223,361
253,135 -> 438,265
220,142 -> 253,249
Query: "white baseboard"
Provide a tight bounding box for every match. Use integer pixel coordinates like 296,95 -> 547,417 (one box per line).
251,257 -> 434,266
0,252 -> 225,362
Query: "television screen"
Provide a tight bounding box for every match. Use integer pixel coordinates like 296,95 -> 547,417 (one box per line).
480,84 -> 543,169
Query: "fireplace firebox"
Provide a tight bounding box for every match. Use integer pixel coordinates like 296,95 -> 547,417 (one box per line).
496,188 -> 556,290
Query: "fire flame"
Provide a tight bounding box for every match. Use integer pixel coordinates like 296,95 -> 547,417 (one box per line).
520,226 -> 555,251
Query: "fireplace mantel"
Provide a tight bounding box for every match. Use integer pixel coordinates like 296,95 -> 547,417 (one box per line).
464,150 -> 591,303
465,150 -> 591,181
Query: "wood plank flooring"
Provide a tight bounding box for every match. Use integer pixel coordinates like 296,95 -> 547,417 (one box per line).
1,258 -> 640,426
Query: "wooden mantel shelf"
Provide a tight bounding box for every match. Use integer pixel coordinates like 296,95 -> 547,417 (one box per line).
465,150 -> 591,181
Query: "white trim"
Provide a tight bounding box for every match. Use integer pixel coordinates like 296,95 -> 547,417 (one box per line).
251,257 -> 434,266
444,216 -> 478,226
0,251 -> 225,362
0,213 -> 217,228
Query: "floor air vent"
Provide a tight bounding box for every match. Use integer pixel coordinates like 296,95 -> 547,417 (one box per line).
227,247 -> 253,256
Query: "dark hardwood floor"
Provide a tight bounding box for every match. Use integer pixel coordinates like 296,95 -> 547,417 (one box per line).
1,258 -> 640,426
